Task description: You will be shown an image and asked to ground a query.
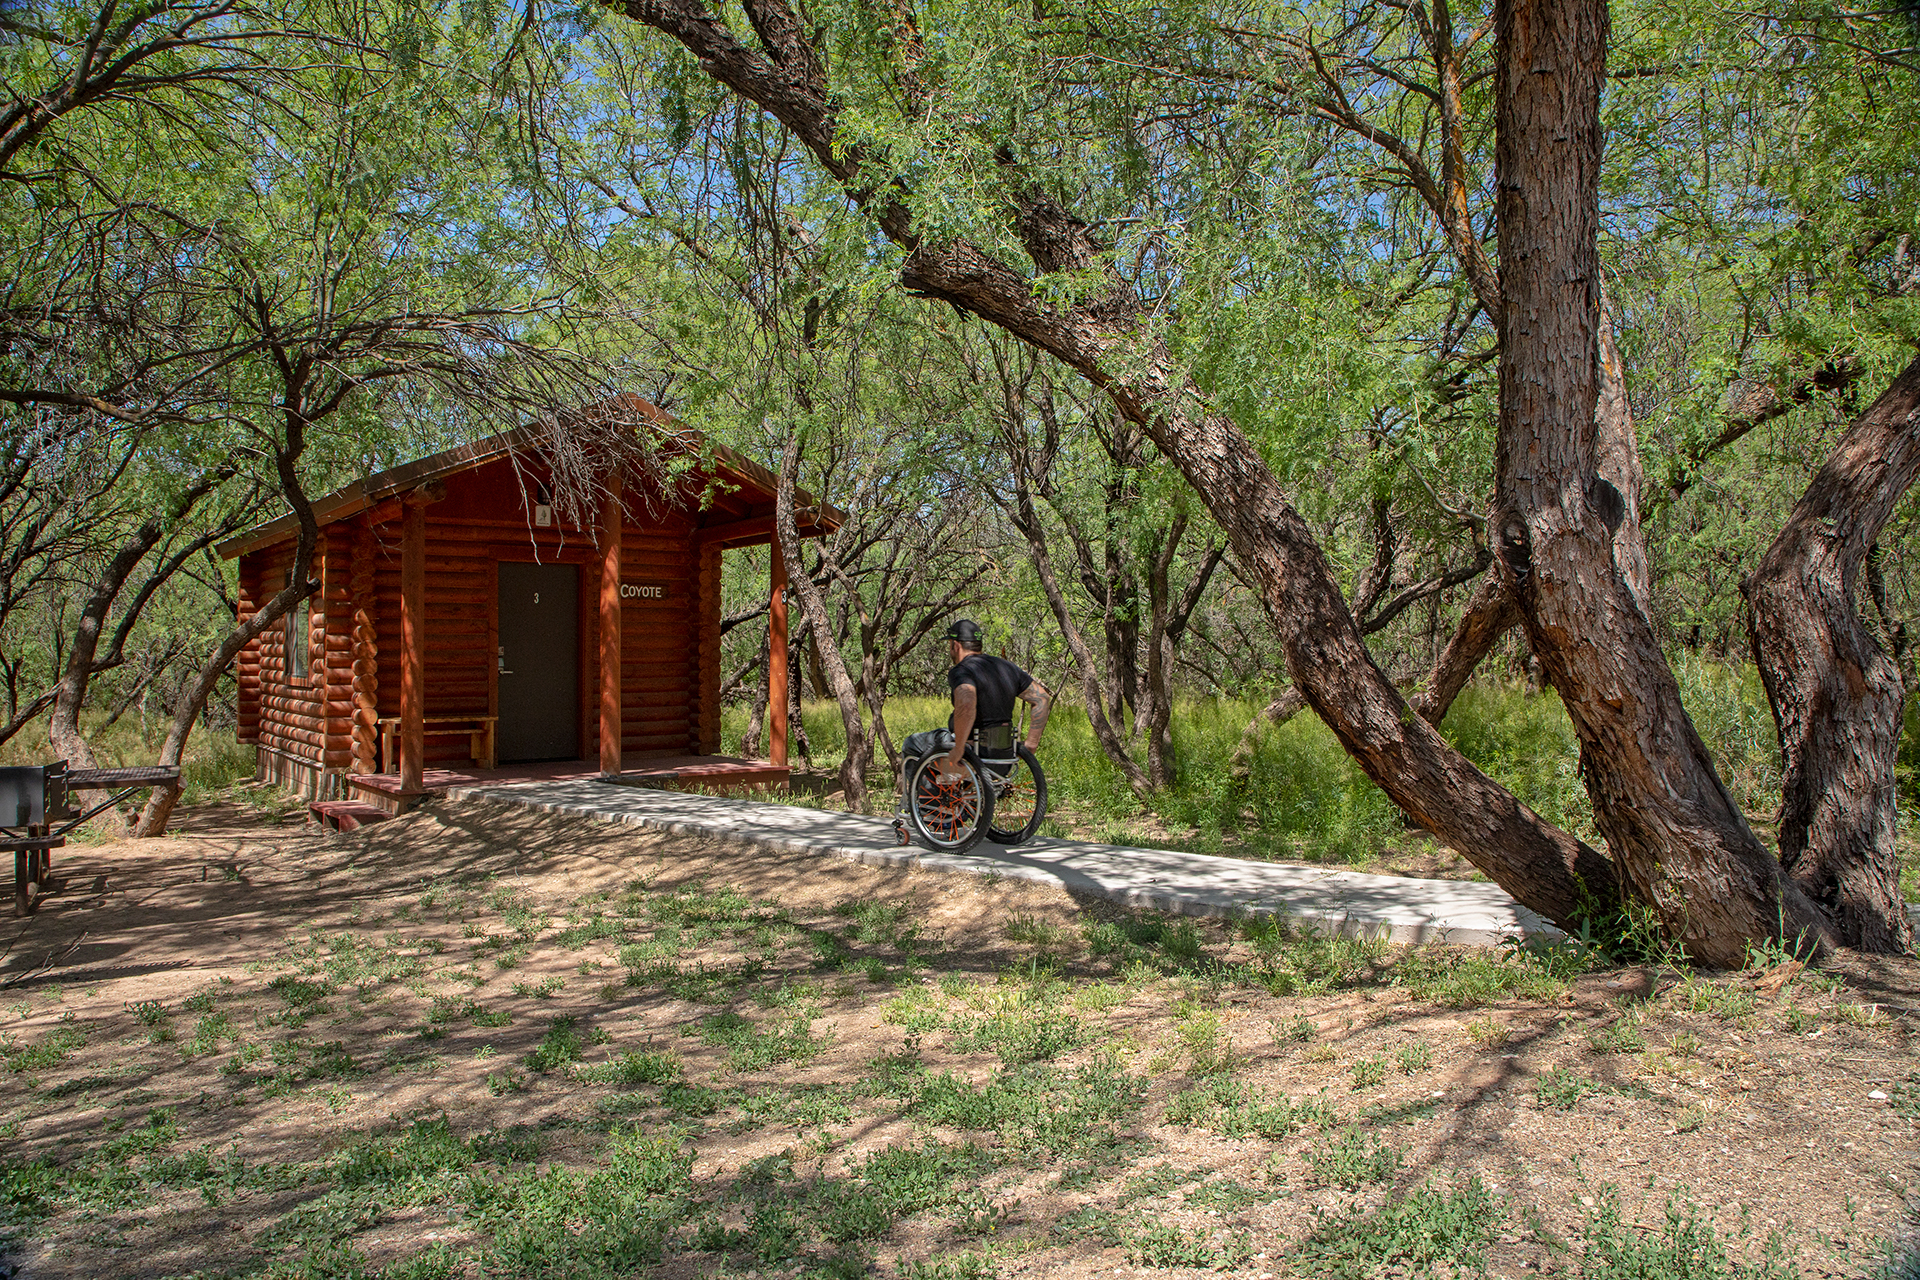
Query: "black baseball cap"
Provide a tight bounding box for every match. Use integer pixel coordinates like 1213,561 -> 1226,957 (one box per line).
944,619 -> 983,645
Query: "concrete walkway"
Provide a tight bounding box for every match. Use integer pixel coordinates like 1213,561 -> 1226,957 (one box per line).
445,779 -> 1563,947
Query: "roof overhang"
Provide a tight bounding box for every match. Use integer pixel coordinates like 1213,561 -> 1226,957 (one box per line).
216,397 -> 845,560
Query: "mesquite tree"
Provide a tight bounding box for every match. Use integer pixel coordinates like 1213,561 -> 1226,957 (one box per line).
594,0 -> 1920,959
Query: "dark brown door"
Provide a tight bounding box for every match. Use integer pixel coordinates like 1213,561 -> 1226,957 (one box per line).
497,562 -> 580,762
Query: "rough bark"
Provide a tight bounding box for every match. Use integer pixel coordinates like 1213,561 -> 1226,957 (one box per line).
615,0 -> 1624,931
1490,0 -> 1827,964
774,431 -> 871,810
1742,354 -> 1920,953
1409,573 -> 1523,724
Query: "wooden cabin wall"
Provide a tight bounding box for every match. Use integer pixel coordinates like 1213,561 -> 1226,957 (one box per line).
234,450 -> 745,783
694,544 -> 721,754
369,522 -> 507,764
236,557 -> 263,744
246,538 -> 326,768
319,532 -> 355,773
615,518 -> 698,757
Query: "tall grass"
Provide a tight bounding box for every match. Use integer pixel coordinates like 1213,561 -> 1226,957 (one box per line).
721,659 -> 1878,874
0,714 -> 256,804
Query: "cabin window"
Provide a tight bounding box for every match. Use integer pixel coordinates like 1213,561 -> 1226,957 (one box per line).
287,577 -> 310,684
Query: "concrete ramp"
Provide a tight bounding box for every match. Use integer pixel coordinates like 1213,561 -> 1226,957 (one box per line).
446,779 -> 1564,948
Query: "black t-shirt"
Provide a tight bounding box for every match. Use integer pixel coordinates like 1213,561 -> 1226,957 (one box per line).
948,653 -> 1032,727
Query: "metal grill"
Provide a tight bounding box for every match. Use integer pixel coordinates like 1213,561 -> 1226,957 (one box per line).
5,759 -> 179,916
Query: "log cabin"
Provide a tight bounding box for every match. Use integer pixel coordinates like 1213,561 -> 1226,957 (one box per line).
216,399 -> 836,816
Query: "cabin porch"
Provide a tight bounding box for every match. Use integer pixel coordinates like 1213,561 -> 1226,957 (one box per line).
339,754 -> 789,816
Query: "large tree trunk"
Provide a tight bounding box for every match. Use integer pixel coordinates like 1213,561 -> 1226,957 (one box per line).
774,431 -> 871,811
615,0 -> 1625,931
1489,0 -> 1827,964
1742,354 -> 1920,953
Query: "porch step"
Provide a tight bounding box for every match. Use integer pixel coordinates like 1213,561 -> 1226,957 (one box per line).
310,800 -> 392,832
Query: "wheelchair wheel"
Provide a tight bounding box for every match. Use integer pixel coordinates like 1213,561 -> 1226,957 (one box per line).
985,746 -> 1047,845
905,753 -> 994,854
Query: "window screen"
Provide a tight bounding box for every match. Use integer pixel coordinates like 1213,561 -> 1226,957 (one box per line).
287,577 -> 310,683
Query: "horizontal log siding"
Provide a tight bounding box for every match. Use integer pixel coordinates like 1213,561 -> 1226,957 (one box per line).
618,533 -> 696,756
695,543 -> 721,753
236,557 -> 263,743
372,527 -> 499,765
250,539 -> 325,765
321,533 -> 354,770
241,446 -> 733,779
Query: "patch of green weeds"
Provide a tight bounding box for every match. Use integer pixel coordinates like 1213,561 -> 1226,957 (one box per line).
1167,1007 -> 1238,1076
572,1050 -> 681,1086
4,1023 -> 85,1072
1395,1043 -> 1433,1074
1590,1017 -> 1646,1054
461,1126 -> 693,1274
1004,914 -> 1068,947
877,1060 -> 1148,1162
1292,1177 -> 1501,1279
735,1085 -> 857,1131
1570,1188 -> 1802,1280
1272,1014 -> 1315,1045
948,1002 -> 1084,1066
1358,1097 -> 1441,1127
835,898 -> 917,946
1536,1068 -> 1614,1111
661,1081 -> 734,1117
1350,1056 -> 1387,1089
1237,918 -> 1389,994
127,1000 -> 174,1043
1124,1222 -> 1254,1269
1187,1178 -> 1269,1210
1303,1130 -> 1403,1189
1674,976 -> 1758,1021
695,1009 -> 829,1071
1395,946 -> 1569,1007
1166,1076 -> 1249,1126
555,915 -> 624,949
511,977 -> 564,999
187,1011 -> 237,1057
883,985 -> 948,1035
1222,1091 -> 1338,1140
899,1250 -> 998,1279
526,1018 -> 583,1073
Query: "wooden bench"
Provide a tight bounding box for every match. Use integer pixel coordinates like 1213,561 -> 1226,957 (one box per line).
378,716 -> 498,774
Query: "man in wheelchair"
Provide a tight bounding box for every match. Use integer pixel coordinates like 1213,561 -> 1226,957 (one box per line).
893,619 -> 1052,844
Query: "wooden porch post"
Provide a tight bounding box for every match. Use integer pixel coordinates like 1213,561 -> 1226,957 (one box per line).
599,469 -> 623,778
399,496 -> 427,793
767,531 -> 789,768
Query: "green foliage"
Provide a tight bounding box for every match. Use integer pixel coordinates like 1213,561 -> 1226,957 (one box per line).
694,1009 -> 830,1071
525,1019 -> 583,1074
874,1059 -> 1147,1161
1292,1178 -> 1502,1279
1394,946 -> 1572,1008
572,1050 -> 681,1086
1570,1189 -> 1804,1280
1125,1221 -> 1255,1270
1303,1130 -> 1404,1189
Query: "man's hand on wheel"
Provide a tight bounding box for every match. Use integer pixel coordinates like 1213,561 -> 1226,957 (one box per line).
936,750 -> 968,783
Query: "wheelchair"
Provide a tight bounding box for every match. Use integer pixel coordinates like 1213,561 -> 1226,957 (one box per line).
900,723 -> 1049,854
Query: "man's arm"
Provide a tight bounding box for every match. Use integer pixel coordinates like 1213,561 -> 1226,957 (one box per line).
1018,680 -> 1052,752
942,683 -> 978,776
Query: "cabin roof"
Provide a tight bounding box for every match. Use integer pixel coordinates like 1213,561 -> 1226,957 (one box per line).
216,396 -> 844,560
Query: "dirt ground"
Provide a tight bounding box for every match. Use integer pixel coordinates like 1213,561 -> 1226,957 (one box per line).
0,792 -> 1915,1279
